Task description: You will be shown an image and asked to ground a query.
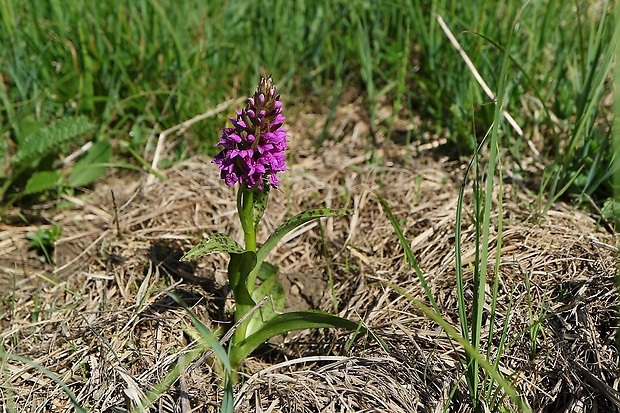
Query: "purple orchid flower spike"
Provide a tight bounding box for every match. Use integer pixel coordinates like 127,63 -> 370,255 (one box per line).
213,76 -> 288,190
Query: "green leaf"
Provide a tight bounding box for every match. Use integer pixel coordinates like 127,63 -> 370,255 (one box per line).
251,272 -> 278,302
228,251 -> 258,312
14,115 -> 44,145
602,198 -> 620,221
181,234 -> 258,323
256,208 -> 353,266
384,282 -> 532,412
27,224 -> 62,248
24,171 -> 63,195
229,310 -> 385,366
257,261 -> 278,281
252,187 -> 269,230
12,116 -> 94,167
246,273 -> 286,336
221,375 -> 234,413
375,193 -> 441,315
181,233 -> 245,261
167,292 -> 231,374
69,139 -> 111,187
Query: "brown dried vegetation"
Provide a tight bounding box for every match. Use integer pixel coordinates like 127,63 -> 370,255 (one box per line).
1,104 -> 618,412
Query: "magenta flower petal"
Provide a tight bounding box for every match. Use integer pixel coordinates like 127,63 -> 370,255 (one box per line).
212,76 -> 288,189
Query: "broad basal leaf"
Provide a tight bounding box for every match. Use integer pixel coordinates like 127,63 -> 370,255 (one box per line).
229,310 -> 385,366
181,233 -> 245,261
228,251 -> 257,312
257,261 -> 278,281
182,234 -> 259,322
246,273 -> 285,336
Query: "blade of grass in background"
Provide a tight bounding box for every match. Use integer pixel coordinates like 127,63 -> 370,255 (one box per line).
0,0 -> 615,410
461,4 -> 515,408
543,0 -> 617,209
1,1 -> 613,199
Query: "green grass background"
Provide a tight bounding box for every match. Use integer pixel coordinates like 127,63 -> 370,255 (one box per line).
0,0 -> 615,207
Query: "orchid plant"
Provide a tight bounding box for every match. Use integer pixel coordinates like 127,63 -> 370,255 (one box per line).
180,77 -> 381,398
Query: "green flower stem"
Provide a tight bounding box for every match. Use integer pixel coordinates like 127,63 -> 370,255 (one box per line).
237,187 -> 257,253
231,186 -> 258,362
237,186 -> 257,299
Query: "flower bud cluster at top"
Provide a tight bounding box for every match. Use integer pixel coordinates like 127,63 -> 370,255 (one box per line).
213,76 -> 288,190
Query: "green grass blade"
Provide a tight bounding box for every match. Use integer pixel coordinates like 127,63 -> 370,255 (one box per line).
455,141 -> 483,345
466,8 -> 514,403
488,294 -> 513,405
139,346 -> 203,411
0,350 -> 87,413
614,0 -> 620,230
167,292 -> 231,374
374,192 -> 440,315
544,164 -> 586,214
386,282 -> 531,413
486,152 -> 504,351
221,374 -> 234,413
484,160 -> 508,403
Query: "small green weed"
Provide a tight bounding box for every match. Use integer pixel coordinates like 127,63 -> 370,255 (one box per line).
27,223 -> 62,264
0,115 -> 111,210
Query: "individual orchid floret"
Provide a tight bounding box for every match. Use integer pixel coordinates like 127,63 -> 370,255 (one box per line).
213,76 -> 287,190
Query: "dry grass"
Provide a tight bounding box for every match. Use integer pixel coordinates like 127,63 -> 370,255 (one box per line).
1,104 -> 618,412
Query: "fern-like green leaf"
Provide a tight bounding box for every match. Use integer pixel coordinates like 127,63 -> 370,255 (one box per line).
12,116 -> 94,167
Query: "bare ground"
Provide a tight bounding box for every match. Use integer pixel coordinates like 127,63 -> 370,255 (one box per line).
1,104 -> 619,412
